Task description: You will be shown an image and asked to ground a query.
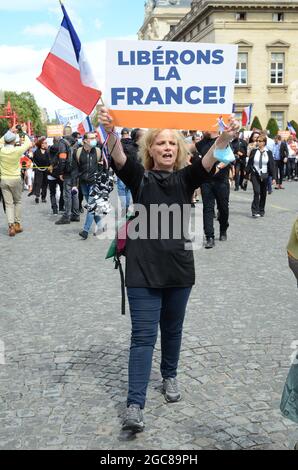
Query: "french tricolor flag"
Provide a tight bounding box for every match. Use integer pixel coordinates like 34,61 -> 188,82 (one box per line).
287,122 -> 297,135
37,2 -> 101,115
242,105 -> 253,127
96,123 -> 108,145
77,116 -> 93,135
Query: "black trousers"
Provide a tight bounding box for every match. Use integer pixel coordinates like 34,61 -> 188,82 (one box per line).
234,159 -> 246,190
201,180 -> 230,238
48,179 -> 64,211
34,170 -> 48,199
288,159 -> 296,180
274,160 -> 284,185
251,173 -> 267,215
78,183 -> 84,209
0,188 -> 6,213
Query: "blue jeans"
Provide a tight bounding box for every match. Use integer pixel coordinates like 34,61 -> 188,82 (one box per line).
80,183 -> 101,233
126,287 -> 192,409
117,178 -> 132,211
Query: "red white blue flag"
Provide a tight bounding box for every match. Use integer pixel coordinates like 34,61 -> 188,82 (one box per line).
242,105 -> 252,127
287,122 -> 296,135
78,116 -> 93,135
37,3 -> 101,115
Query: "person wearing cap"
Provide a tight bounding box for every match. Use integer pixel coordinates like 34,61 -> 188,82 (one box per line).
0,124 -> 31,236
121,128 -> 130,140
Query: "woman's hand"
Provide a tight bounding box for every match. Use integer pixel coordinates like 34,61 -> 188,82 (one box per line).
216,115 -> 241,149
98,106 -> 114,133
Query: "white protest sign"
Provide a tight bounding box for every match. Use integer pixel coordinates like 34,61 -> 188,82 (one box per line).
105,40 -> 238,129
55,107 -> 85,132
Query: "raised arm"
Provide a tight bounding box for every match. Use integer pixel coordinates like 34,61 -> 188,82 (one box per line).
201,116 -> 240,172
98,106 -> 127,171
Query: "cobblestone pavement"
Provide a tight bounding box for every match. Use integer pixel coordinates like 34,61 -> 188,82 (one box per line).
0,180 -> 297,450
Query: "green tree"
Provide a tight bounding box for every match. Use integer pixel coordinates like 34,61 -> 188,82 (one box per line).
266,118 -> 279,138
250,116 -> 262,131
0,91 -> 45,136
0,117 -> 9,136
290,120 -> 298,135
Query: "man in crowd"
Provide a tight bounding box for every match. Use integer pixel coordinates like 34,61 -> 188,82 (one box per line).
196,131 -> 231,249
72,131 -> 103,240
0,124 -> 31,236
273,135 -> 288,190
55,125 -> 80,225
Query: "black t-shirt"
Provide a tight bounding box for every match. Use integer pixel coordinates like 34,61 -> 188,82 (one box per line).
114,156 -> 211,288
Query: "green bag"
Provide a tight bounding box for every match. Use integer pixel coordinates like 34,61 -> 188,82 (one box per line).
280,363 -> 298,424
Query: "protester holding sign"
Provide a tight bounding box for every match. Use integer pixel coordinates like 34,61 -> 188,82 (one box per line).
99,106 -> 239,433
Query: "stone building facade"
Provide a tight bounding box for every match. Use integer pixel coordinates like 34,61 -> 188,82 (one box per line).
139,0 -> 298,129
138,0 -> 192,41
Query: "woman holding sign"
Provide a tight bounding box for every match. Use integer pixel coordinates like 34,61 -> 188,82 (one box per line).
99,106 -> 239,433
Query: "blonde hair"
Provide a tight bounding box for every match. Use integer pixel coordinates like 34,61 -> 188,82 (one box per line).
139,129 -> 188,171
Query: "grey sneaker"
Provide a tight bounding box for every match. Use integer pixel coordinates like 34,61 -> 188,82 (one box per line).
162,377 -> 181,403
122,404 -> 144,433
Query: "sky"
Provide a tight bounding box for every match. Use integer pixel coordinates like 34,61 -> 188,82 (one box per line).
0,0 -> 145,117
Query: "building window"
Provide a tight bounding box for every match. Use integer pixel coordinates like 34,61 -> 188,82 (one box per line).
170,25 -> 175,32
235,53 -> 248,85
270,53 -> 284,84
273,13 -> 284,22
236,12 -> 246,21
271,111 -> 284,129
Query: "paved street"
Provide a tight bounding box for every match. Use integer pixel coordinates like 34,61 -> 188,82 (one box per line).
0,180 -> 297,450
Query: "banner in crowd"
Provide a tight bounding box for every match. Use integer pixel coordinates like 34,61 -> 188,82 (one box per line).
55,107 -> 85,132
105,40 -> 238,129
46,125 -> 64,138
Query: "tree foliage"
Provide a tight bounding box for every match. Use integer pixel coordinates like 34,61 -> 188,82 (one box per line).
250,116 -> 262,131
266,118 -> 279,138
0,91 -> 46,136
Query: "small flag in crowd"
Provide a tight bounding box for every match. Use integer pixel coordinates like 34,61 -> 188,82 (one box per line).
217,116 -> 228,132
96,123 -> 108,145
242,105 -> 252,127
78,116 -> 93,136
96,124 -> 109,166
37,2 -> 101,115
287,121 -> 297,135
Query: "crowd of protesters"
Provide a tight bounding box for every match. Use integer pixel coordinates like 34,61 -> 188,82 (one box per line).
0,122 -> 297,245
1,117 -> 298,441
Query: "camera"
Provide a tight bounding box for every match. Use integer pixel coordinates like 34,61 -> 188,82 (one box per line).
16,124 -> 26,138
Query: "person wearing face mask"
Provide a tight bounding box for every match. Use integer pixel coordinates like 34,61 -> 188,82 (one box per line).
0,124 -> 31,236
55,126 -> 80,225
72,132 -> 103,239
246,135 -> 276,218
